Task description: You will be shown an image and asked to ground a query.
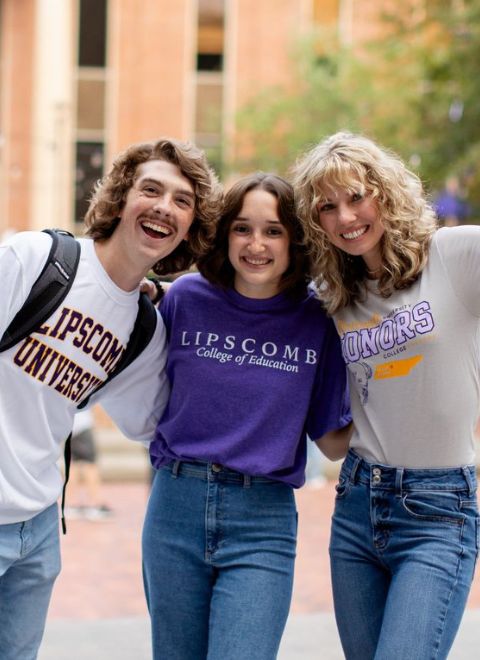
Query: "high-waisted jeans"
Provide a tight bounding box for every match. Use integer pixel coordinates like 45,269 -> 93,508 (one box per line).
330,449 -> 479,660
142,460 -> 297,660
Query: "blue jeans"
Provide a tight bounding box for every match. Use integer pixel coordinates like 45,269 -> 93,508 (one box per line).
330,449 -> 479,660
142,461 -> 298,660
0,502 -> 61,660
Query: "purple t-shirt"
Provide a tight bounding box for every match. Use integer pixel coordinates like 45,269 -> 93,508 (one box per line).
150,273 -> 350,487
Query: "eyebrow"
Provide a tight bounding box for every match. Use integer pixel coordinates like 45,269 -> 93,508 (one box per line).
138,177 -> 195,199
233,216 -> 282,223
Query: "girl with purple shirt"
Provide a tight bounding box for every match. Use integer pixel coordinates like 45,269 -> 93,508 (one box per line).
142,173 -> 351,660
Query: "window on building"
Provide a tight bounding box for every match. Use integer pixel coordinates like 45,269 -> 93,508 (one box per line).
197,53 -> 223,72
74,142 -> 104,224
75,0 -> 107,225
77,78 -> 106,131
197,0 -> 224,70
78,0 -> 107,67
196,0 -> 224,175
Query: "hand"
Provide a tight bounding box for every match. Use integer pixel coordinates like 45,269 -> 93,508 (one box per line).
140,278 -> 164,303
314,422 -> 353,461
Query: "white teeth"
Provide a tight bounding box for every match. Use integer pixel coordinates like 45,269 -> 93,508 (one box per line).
244,257 -> 270,265
142,221 -> 172,235
342,227 -> 367,240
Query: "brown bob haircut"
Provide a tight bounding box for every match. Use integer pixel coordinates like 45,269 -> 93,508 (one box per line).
84,138 -> 221,276
197,172 -> 311,299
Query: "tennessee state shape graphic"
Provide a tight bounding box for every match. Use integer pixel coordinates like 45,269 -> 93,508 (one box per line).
374,354 -> 423,379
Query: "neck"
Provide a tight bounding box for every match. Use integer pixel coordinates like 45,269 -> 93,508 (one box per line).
365,265 -> 382,279
94,240 -> 145,292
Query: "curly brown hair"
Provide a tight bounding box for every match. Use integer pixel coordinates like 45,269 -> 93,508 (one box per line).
197,172 -> 311,299
84,138 -> 222,276
291,132 -> 438,314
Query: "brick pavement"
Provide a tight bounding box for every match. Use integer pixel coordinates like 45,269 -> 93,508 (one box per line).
47,480 -> 480,621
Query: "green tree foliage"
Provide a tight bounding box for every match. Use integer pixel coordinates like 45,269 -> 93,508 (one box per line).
232,0 -> 480,211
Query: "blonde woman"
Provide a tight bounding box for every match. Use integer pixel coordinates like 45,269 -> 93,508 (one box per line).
292,132 -> 480,660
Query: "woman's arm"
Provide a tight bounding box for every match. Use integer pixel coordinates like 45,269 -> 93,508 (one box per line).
314,422 -> 353,461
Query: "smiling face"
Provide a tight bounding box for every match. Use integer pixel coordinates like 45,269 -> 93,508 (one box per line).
228,188 -> 290,299
116,159 -> 196,273
317,186 -> 384,272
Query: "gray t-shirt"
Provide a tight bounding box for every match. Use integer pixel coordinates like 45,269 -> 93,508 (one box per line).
334,226 -> 480,468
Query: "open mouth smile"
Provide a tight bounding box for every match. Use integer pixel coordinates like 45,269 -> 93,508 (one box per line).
241,256 -> 272,266
141,220 -> 173,239
341,226 -> 368,240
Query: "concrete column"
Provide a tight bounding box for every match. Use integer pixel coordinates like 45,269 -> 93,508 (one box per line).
31,0 -> 75,230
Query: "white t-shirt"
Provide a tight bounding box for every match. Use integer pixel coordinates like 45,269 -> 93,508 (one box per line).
0,232 -> 169,522
334,226 -> 480,468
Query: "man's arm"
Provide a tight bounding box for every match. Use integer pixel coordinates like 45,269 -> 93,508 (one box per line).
314,422 -> 353,461
91,310 -> 170,444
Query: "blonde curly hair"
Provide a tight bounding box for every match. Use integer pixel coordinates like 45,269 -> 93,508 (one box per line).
291,132 -> 438,315
84,138 -> 222,276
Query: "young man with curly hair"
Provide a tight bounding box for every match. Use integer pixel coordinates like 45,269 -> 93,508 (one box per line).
0,138 -> 220,660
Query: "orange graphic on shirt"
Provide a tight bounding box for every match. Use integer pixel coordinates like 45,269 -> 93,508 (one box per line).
374,355 -> 423,379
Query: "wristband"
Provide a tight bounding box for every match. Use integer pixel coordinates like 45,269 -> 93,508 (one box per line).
149,278 -> 165,305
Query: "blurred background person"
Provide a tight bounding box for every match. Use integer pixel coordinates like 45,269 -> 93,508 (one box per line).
66,409 -> 114,521
434,175 -> 470,227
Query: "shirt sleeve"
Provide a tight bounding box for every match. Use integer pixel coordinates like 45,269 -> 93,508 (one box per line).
91,310 -> 170,444
306,319 -> 351,440
435,226 -> 480,317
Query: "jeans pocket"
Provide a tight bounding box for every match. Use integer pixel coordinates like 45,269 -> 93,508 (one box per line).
401,490 -> 465,526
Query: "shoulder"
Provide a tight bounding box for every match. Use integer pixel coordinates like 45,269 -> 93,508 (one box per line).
0,231 -> 52,277
301,286 -> 331,322
77,236 -> 94,254
168,272 -> 216,299
429,225 -> 480,314
433,225 -> 480,251
281,287 -> 336,342
430,225 -> 480,268
2,230 -> 52,258
160,273 -> 220,326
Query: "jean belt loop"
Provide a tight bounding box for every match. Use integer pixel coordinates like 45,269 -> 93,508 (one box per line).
349,456 -> 361,485
395,468 -> 404,498
462,466 -> 474,496
171,460 -> 181,479
243,473 -> 251,489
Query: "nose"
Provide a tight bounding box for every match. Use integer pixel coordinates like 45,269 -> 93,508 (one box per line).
153,195 -> 171,215
247,232 -> 266,253
337,202 -> 356,225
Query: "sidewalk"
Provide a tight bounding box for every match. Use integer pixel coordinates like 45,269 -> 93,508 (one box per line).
39,481 -> 480,658
38,610 -> 480,659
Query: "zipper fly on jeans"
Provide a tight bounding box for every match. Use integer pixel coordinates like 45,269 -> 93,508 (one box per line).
370,490 -> 392,551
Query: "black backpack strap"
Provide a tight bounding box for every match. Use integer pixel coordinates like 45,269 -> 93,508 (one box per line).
60,432 -> 72,535
0,229 -> 81,352
77,292 -> 158,410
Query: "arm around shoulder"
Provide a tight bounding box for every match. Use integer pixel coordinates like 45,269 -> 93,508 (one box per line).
92,311 -> 170,443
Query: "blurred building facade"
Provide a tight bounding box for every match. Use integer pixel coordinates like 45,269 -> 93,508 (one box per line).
0,0 -> 392,237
